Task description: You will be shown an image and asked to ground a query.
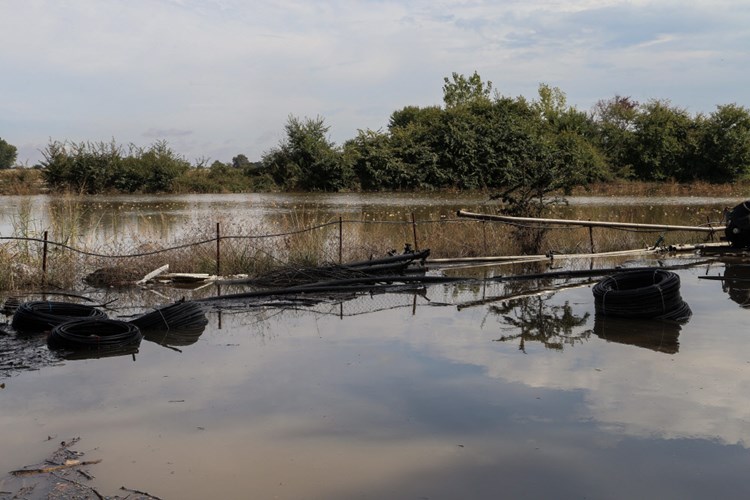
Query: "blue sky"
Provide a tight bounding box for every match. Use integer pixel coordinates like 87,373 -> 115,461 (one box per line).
2,0 -> 749,166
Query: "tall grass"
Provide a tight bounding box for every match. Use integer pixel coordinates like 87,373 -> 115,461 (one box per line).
0,194 -> 726,293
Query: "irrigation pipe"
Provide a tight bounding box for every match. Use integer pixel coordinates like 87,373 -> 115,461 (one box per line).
47,319 -> 142,351
11,301 -> 108,333
201,262 -> 714,304
199,275 -> 468,303
428,248 -> 660,265
592,269 -> 692,321
457,210 -> 725,233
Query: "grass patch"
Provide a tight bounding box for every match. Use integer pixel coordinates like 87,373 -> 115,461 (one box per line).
0,192 -> 728,293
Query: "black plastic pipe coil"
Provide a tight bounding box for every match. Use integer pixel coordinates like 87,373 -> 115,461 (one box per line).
11,301 -> 108,333
47,318 -> 142,351
592,269 -> 692,322
129,300 -> 208,332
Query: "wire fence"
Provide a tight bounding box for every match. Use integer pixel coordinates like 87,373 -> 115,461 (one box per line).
0,213 -> 717,291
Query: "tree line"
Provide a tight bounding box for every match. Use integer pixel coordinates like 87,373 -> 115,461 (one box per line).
4,72 -> 750,198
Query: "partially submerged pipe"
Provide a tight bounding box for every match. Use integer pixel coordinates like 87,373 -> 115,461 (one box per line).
457,210 -> 724,233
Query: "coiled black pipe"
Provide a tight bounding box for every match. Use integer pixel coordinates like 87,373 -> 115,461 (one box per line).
47,319 -> 142,351
12,301 -> 108,333
725,201 -> 750,247
592,269 -> 692,322
129,300 -> 208,332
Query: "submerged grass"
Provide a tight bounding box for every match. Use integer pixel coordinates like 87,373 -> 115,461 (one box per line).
0,192 -> 728,293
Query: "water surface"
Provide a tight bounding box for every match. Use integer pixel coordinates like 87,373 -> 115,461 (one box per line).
1,194 -> 749,499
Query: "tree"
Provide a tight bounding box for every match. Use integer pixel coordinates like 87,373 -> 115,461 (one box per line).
534,83 -> 568,123
592,95 -> 639,177
232,154 -> 250,169
0,137 -> 18,169
629,100 -> 697,181
263,115 -> 351,191
442,71 -> 493,108
696,104 -> 750,182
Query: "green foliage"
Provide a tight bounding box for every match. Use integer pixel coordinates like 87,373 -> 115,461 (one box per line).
628,100 -> 697,181
263,115 -> 353,191
29,72 -> 750,196
232,154 -> 250,170
41,139 -> 189,193
0,137 -> 18,169
442,71 -> 493,108
592,95 -> 639,178
696,104 -> 750,182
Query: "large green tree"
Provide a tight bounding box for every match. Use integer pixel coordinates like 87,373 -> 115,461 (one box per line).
0,137 -> 18,169
696,104 -> 750,182
263,115 -> 351,191
592,95 -> 639,178
629,100 -> 698,181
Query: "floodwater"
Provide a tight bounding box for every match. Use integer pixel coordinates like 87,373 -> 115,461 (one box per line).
2,194 -> 750,499
0,191 -> 737,241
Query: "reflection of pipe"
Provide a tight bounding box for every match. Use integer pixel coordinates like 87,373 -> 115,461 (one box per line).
142,325 -> 207,349
593,315 -> 683,354
56,345 -> 139,361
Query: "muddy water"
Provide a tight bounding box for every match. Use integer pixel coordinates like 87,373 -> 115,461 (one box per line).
0,192 -> 737,242
1,195 -> 750,498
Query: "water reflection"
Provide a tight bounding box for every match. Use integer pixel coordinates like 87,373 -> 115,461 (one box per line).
593,315 -> 682,354
3,264 -> 750,499
55,344 -> 140,361
141,325 -> 207,349
721,264 -> 750,308
491,295 -> 591,351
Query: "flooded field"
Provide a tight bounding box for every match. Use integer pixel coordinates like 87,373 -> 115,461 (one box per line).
2,194 -> 750,499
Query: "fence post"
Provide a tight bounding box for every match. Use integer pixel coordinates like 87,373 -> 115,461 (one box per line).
339,216 -> 343,264
589,225 -> 595,254
411,213 -> 419,251
482,221 -> 487,255
216,222 -> 221,277
42,230 -> 48,285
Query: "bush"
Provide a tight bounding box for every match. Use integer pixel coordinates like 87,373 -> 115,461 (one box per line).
41,139 -> 190,193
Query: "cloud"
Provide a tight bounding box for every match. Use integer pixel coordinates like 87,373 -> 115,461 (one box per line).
1,0 -> 749,164
142,128 -> 194,138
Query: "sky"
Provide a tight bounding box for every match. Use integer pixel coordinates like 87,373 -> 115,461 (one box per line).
1,0 -> 749,166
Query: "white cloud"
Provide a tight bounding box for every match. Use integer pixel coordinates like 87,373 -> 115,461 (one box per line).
1,0 -> 748,165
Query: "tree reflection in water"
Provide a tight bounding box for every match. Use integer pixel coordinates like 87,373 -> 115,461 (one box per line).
491,295 -> 591,352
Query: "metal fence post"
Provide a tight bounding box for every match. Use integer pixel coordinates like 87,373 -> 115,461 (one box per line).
412,213 -> 419,251
339,216 -> 343,264
42,230 -> 48,285
216,222 -> 221,277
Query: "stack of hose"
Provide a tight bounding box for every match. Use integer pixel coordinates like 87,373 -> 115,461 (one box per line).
725,201 -> 750,247
593,269 -> 691,322
12,301 -> 108,334
130,300 -> 208,335
47,318 -> 142,352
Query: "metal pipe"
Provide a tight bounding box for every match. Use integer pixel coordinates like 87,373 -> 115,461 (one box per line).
457,210 -> 724,233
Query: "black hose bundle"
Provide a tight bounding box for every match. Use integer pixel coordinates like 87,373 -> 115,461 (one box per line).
129,300 -> 208,333
47,319 -> 142,351
12,301 -> 108,334
592,269 -> 692,322
725,201 -> 750,247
